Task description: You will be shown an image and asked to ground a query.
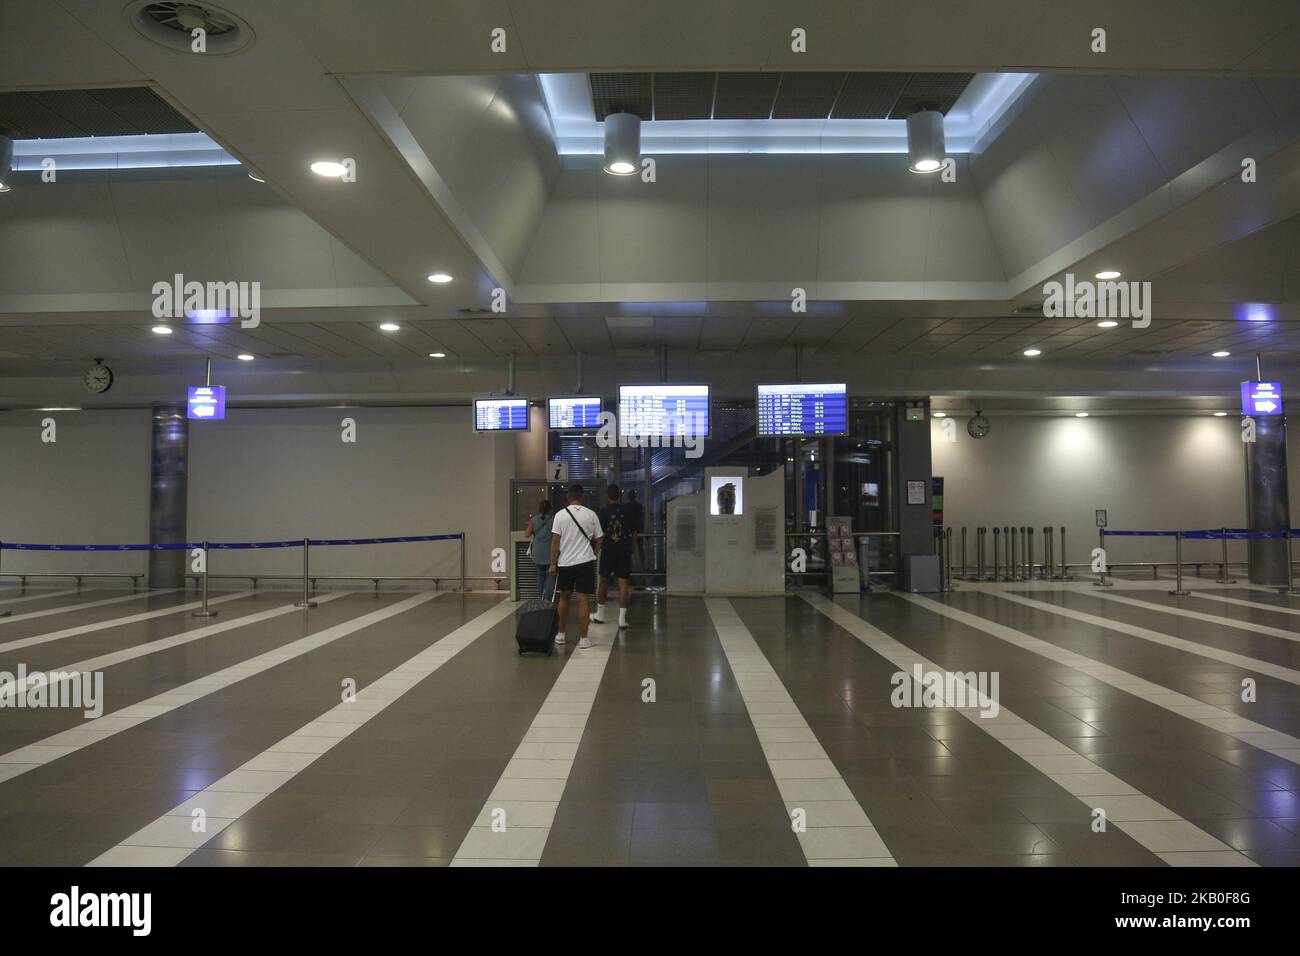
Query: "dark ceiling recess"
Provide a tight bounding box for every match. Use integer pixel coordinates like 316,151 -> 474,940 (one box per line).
0,87 -> 197,139
589,71 -> 974,121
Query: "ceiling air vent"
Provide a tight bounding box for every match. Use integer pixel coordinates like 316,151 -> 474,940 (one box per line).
126,1 -> 254,55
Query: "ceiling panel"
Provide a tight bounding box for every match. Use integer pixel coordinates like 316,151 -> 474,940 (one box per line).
0,86 -> 196,139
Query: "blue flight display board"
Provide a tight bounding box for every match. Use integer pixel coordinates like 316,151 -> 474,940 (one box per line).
1241,381 -> 1283,416
756,383 -> 848,436
548,395 -> 603,430
187,385 -> 227,420
618,384 -> 710,437
474,397 -> 530,432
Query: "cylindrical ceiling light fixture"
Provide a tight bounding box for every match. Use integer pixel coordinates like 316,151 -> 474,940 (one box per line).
0,134 -> 13,192
603,111 -> 641,176
906,110 -> 946,173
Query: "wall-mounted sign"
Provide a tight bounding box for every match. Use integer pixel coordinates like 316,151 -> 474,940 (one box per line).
1241,381 -> 1283,416
547,459 -> 568,482
906,480 -> 926,505
186,385 -> 226,420
1095,509 -> 1107,528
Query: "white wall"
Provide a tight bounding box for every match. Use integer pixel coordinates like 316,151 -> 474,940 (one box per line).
0,409 -> 151,575
931,415 -> 1251,570
188,406 -> 514,583
0,406 -> 515,586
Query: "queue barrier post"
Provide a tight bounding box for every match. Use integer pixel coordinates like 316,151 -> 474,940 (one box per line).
0,541 -> 10,618
960,526 -> 968,580
1216,527 -> 1237,584
192,541 -> 219,617
1093,528 -> 1113,587
944,527 -> 955,592
1042,527 -> 1053,581
1169,531 -> 1190,596
295,538 -> 318,608
992,527 -> 1000,582
459,533 -> 467,593
1287,531 -> 1300,597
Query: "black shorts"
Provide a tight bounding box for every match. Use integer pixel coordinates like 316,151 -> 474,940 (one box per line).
599,546 -> 633,581
555,560 -> 596,595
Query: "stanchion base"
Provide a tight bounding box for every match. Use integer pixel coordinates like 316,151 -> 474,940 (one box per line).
294,600 -> 318,608
1168,590 -> 1191,596
0,611 -> 10,618
192,610 -> 219,618
1093,580 -> 1114,588
1215,578 -> 1238,585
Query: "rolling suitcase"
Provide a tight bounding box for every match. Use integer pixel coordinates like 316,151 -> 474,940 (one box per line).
515,576 -> 559,655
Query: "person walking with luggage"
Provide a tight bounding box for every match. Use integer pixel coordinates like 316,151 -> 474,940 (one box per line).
524,499 -> 555,600
548,483 -> 603,649
591,484 -> 634,630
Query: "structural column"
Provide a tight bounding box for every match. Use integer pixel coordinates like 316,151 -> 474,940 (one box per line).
893,401 -> 933,568
1246,414 -> 1291,586
148,403 -> 189,588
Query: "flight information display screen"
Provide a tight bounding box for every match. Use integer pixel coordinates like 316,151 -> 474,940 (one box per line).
548,395 -> 603,430
618,384 -> 710,438
474,397 -> 530,432
756,383 -> 848,436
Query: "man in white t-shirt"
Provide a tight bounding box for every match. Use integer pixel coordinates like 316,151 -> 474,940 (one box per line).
548,482 -> 604,649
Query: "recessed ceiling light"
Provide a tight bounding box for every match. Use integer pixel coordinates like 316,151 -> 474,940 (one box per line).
237,353 -> 255,361
1213,411 -> 1228,417
379,322 -> 400,332
1211,350 -> 1231,358
427,273 -> 453,284
151,325 -> 173,335
1095,270 -> 1122,280
1075,412 -> 1089,418
310,160 -> 348,178
1023,348 -> 1042,357
1097,320 -> 1119,329
933,411 -> 946,418
429,352 -> 446,358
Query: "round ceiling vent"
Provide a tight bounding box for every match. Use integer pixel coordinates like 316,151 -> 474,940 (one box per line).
125,1 -> 254,55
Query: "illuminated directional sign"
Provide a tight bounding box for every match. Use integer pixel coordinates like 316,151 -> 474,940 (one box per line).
1240,381 -> 1283,416
186,385 -> 226,420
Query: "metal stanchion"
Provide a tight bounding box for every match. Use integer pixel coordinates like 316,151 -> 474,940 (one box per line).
960,526 -> 968,580
976,527 -> 985,581
1059,526 -> 1070,580
1027,526 -> 1035,581
1215,527 -> 1237,584
1169,532 -> 1190,596
0,540 -> 10,617
1043,527 -> 1052,581
992,527 -> 1001,582
192,541 -> 218,617
295,538 -> 317,608
1009,524 -> 1019,580
1286,532 -> 1300,596
944,527 -> 956,592
1093,528 -> 1112,587
459,533 -> 467,593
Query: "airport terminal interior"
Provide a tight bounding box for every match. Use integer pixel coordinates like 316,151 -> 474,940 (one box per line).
2,0 -> 1300,889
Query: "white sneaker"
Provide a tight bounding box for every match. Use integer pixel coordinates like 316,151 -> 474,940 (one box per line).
618,622 -> 628,630
554,633 -> 566,645
578,637 -> 592,649
589,614 -> 604,624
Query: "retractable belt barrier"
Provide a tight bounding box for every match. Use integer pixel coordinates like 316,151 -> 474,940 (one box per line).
1099,527 -> 1300,595
0,533 -> 469,618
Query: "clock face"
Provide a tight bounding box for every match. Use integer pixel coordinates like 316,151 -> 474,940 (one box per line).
967,414 -> 991,439
84,364 -> 113,394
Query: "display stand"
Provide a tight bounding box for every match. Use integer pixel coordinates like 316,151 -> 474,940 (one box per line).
826,516 -> 860,593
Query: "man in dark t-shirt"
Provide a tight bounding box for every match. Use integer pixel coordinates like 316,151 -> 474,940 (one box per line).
591,484 -> 635,630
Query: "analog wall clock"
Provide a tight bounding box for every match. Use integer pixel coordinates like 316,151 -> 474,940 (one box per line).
84,360 -> 114,394
967,410 -> 991,439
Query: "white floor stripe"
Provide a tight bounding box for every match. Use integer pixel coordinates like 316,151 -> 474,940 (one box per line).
897,593 -> 1300,766
1189,590 -> 1300,618
0,591 -> 252,655
1089,590 -> 1300,643
705,598 -> 896,867
802,593 -> 1254,867
990,590 -> 1300,688
0,588 -> 179,629
450,628 -> 615,867
0,592 -> 350,713
0,588 -> 80,608
86,595 -> 514,866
